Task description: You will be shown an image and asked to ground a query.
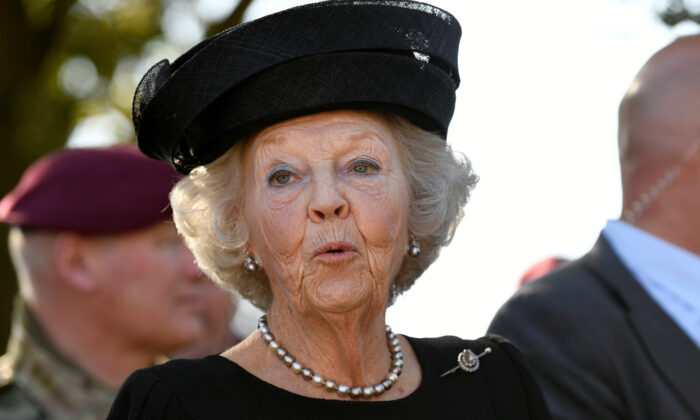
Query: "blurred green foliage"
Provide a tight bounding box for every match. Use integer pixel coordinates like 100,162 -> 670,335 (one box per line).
660,0 -> 700,26
0,0 -> 252,352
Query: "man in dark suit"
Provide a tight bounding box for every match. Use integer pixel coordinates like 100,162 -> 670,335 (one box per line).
489,35 -> 700,419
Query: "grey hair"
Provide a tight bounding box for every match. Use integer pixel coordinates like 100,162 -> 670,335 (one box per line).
170,113 -> 478,310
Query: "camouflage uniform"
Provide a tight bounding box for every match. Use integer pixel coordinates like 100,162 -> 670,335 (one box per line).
0,302 -> 117,420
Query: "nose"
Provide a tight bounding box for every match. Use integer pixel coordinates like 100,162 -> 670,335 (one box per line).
308,174 -> 349,222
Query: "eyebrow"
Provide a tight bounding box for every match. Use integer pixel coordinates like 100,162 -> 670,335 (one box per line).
345,130 -> 387,142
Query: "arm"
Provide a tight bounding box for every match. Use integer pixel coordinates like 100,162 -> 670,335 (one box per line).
484,334 -> 552,420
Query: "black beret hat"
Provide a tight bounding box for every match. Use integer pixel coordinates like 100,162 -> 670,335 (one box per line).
0,145 -> 180,234
133,0 -> 461,174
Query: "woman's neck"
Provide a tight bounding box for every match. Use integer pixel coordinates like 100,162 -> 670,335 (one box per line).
224,304 -> 421,400
267,304 -> 389,385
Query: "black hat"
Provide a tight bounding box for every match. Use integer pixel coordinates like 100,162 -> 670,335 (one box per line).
134,0 -> 461,174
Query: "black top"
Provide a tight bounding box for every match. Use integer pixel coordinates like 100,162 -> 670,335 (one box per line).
108,334 -> 550,419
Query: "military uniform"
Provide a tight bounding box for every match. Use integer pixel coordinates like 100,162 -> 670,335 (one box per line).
0,145 -> 188,420
0,302 -> 117,420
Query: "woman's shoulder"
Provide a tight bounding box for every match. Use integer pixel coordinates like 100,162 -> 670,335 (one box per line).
147,355 -> 230,383
119,356 -> 231,394
406,334 -> 552,420
406,333 -> 524,367
107,356 -> 252,420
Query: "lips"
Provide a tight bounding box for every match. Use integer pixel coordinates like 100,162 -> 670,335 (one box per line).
313,241 -> 359,261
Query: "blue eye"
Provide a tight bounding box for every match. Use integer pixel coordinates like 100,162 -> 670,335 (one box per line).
351,159 -> 379,174
268,170 -> 293,186
275,174 -> 290,184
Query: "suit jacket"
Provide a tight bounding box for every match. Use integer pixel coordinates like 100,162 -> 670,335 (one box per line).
488,235 -> 700,420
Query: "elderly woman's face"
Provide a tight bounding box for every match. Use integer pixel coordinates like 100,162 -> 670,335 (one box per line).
243,110 -> 410,315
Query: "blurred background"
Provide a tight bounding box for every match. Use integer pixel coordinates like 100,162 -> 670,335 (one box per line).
1,0 -> 699,350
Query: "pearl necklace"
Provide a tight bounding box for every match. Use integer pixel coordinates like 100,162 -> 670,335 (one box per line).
257,314 -> 403,398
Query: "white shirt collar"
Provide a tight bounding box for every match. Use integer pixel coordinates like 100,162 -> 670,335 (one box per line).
603,219 -> 700,348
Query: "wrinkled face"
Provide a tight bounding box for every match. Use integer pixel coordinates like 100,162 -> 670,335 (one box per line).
90,223 -> 206,352
243,110 -> 410,316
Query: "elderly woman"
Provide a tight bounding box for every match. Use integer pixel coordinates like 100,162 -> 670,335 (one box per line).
109,1 -> 550,419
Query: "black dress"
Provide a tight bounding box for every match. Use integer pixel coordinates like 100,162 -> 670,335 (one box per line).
108,334 -> 551,419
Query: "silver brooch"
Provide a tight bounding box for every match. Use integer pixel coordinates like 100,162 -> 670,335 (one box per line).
440,347 -> 491,377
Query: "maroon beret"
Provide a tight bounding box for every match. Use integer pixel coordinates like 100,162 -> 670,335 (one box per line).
0,144 -> 180,234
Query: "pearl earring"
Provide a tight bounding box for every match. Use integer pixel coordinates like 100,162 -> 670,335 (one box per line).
244,252 -> 260,273
407,236 -> 421,258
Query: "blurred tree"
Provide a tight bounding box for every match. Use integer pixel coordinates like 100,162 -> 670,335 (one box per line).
0,0 -> 253,352
659,0 -> 700,25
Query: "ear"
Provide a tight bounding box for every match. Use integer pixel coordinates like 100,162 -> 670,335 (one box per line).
53,233 -> 99,293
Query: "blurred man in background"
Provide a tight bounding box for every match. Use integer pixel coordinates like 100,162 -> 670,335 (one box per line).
0,145 -> 207,420
169,282 -> 242,359
489,35 -> 700,419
